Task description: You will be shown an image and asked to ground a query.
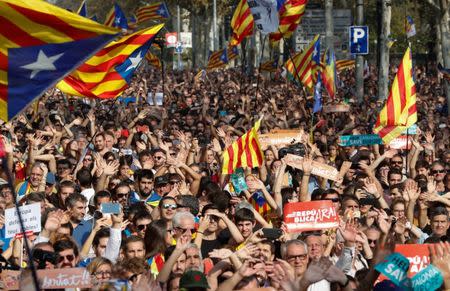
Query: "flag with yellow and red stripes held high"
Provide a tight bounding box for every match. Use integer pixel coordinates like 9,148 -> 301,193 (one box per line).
0,0 -> 118,122
336,59 -> 355,72
136,2 -> 170,23
230,0 -> 254,46
57,24 -> 164,99
374,48 -> 417,144
145,51 -> 161,69
269,0 -> 307,46
284,34 -> 319,89
222,118 -> 264,174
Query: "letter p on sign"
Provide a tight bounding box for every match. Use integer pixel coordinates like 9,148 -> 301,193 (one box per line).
352,28 -> 365,42
349,26 -> 369,55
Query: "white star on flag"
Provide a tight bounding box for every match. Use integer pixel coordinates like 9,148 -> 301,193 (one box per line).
21,50 -> 64,79
157,8 -> 166,16
125,52 -> 144,74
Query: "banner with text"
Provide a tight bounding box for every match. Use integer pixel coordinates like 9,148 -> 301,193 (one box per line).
283,154 -> 340,181
339,134 -> 382,147
5,203 -> 41,238
323,104 -> 350,113
284,200 -> 339,233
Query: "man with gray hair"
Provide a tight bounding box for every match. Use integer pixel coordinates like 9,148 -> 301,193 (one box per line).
172,211 -> 196,242
184,243 -> 203,272
281,239 -> 309,278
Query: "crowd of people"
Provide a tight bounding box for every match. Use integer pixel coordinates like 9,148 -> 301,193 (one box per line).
0,61 -> 448,290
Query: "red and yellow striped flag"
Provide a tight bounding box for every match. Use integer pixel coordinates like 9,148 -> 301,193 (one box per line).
145,51 -> 161,68
336,59 -> 355,72
222,118 -> 264,174
269,0 -> 307,46
57,24 -> 164,99
230,0 -> 254,46
374,48 -> 417,144
284,34 -> 319,89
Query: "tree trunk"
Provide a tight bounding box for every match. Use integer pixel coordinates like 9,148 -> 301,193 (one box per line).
377,0 -> 391,100
436,20 -> 443,65
325,0 -> 334,52
439,0 -> 450,115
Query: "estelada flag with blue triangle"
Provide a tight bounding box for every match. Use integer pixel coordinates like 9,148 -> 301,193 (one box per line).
57,24 -> 164,99
77,0 -> 87,17
0,0 -> 119,122
104,3 -> 128,30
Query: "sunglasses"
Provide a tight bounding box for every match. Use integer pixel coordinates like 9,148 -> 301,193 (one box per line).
58,254 -> 75,263
432,169 -> 446,174
117,193 -> 129,198
137,224 -> 149,231
162,204 -> 177,210
175,227 -> 197,234
368,239 -> 377,244
326,198 -> 340,203
391,161 -> 403,164
84,158 -> 92,161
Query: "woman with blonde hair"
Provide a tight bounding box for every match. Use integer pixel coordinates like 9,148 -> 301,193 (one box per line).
86,257 -> 112,284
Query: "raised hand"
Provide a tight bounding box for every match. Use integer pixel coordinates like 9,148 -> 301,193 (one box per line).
429,242 -> 450,284
209,248 -> 233,260
103,160 -> 119,176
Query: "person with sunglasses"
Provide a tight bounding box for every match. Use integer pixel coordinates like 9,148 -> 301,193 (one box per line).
172,211 -> 196,243
54,239 -> 80,269
158,196 -> 178,225
431,161 -> 447,194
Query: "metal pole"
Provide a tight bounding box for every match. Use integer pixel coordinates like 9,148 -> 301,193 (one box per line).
177,5 -> 181,70
355,0 -> 364,104
213,0 -> 218,51
325,0 -> 334,53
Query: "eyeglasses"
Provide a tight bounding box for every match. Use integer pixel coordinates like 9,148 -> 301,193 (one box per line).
368,239 -> 377,245
287,254 -> 308,262
1,190 -> 12,196
154,156 -> 164,160
432,169 -> 446,174
175,227 -> 197,234
117,193 -> 129,198
391,160 -> 403,165
325,198 -> 340,203
162,204 -> 177,210
84,158 -> 92,162
137,224 -> 150,231
177,204 -> 187,209
94,271 -> 111,277
57,254 -> 75,263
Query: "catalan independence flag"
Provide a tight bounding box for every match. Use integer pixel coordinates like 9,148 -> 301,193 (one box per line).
222,118 -> 264,174
284,34 -> 319,89
322,49 -> 337,99
336,59 -> 355,72
194,69 -> 206,83
77,0 -> 87,17
57,24 -> 164,99
128,15 -> 138,30
227,45 -> 239,62
269,0 -> 307,45
230,0 -> 254,46
373,48 -> 417,144
145,51 -> 161,69
104,3 -> 128,30
207,48 -> 229,71
0,0 -> 118,122
136,2 -> 170,23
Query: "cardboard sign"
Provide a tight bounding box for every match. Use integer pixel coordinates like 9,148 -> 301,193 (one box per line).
411,265 -> 443,291
230,168 -> 248,194
38,268 -> 91,289
259,133 -> 303,148
338,134 -> 382,147
0,268 -> 92,290
283,200 -> 339,233
5,203 -> 41,238
284,154 -> 340,181
401,124 -> 417,135
376,244 -> 430,285
388,136 -> 413,150
323,104 -> 350,113
375,253 -> 410,286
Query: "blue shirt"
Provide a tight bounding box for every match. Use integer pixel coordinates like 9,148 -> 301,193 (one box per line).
73,219 -> 93,248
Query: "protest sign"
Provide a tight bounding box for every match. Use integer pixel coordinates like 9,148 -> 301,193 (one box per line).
284,154 -> 340,181
402,124 -> 417,135
411,265 -> 443,291
0,268 -> 92,290
259,133 -> 303,148
147,92 -> 164,105
388,136 -> 413,150
376,244 -> 430,285
230,168 -> 248,194
338,134 -> 382,147
283,200 -> 339,233
38,268 -> 91,289
323,104 -> 350,113
375,253 -> 410,286
5,203 -> 41,238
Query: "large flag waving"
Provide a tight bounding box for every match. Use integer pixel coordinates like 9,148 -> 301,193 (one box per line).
207,48 -> 229,71
77,0 -> 87,17
222,118 -> 264,174
230,0 -> 254,46
374,48 -> 417,143
269,0 -> 307,45
322,49 -> 337,99
57,24 -> 164,99
0,0 -> 118,122
284,34 -> 319,89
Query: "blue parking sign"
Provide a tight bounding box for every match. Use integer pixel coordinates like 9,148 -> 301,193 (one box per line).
349,26 -> 369,55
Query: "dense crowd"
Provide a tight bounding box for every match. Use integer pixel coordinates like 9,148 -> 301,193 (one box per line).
0,62 -> 448,290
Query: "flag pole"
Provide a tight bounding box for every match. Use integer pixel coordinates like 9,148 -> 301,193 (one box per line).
255,34 -> 267,99
405,128 -> 409,176
1,159 -> 40,290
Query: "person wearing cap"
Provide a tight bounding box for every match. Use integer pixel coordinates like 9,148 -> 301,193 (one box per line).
179,269 -> 209,291
44,172 -> 56,197
154,175 -> 172,197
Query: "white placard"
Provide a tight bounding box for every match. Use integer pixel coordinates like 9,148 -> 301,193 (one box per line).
5,203 -> 41,238
147,92 -> 164,106
179,32 -> 192,48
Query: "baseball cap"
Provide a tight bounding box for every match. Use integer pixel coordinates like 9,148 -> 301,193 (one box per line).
179,270 -> 209,289
155,175 -> 169,187
46,173 -> 56,185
